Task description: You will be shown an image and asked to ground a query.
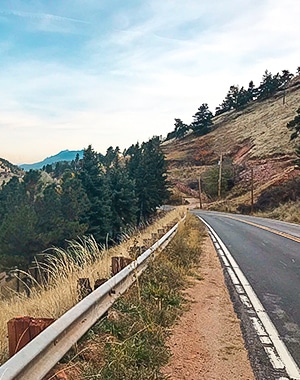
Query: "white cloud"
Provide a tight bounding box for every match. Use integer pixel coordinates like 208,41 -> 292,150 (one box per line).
1,0 -> 300,163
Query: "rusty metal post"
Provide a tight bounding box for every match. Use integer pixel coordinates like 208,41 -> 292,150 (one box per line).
77,278 -> 92,300
7,316 -> 55,357
112,257 -> 133,276
94,278 -> 108,290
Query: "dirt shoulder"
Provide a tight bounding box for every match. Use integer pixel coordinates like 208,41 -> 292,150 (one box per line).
162,235 -> 255,380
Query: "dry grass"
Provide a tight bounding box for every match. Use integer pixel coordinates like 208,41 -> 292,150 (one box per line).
163,80 -> 300,204
212,92 -> 298,159
0,207 -> 186,364
163,85 -> 299,169
256,200 -> 300,224
56,213 -> 205,380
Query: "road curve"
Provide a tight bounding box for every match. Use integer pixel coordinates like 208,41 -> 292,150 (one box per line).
192,210 -> 300,377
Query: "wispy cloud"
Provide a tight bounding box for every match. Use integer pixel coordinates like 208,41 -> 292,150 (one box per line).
0,9 -> 88,24
0,0 -> 300,163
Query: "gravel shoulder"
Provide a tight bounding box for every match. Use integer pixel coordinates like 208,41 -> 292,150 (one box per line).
162,235 -> 255,380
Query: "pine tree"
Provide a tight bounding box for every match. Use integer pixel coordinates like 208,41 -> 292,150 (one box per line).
23,170 -> 41,203
257,70 -> 281,100
60,172 -> 90,239
79,145 -> 112,242
174,118 -> 188,139
35,183 -> 65,248
103,146 -> 120,168
0,177 -> 40,268
191,103 -> 213,136
107,164 -> 137,237
126,138 -> 169,224
0,203 -> 39,268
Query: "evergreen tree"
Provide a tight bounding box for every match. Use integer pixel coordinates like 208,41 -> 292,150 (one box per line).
174,118 -> 188,139
257,70 -> 281,100
280,70 -> 293,87
0,176 -> 24,221
236,86 -> 252,109
216,82 -> 257,115
126,138 -> 169,224
0,178 -> 40,268
35,183 -> 65,248
79,145 -> 112,242
60,172 -> 90,239
23,170 -> 41,203
202,158 -> 235,199
107,164 -> 137,237
0,203 -> 39,268
247,80 -> 257,101
191,103 -> 213,136
103,146 -> 120,168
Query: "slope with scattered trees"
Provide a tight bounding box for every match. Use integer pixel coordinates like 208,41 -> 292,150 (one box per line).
163,68 -> 300,216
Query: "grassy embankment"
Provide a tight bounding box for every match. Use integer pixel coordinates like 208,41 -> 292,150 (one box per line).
45,213 -> 205,379
0,207 -> 191,365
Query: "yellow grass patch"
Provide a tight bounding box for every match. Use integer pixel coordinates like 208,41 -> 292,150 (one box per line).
0,207 -> 186,364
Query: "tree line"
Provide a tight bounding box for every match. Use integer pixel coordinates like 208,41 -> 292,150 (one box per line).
166,66 -> 300,141
0,137 -> 169,270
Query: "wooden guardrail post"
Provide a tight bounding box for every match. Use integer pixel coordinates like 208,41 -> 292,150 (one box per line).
7,316 -> 55,357
112,257 -> 133,276
77,278 -> 92,300
94,278 -> 108,290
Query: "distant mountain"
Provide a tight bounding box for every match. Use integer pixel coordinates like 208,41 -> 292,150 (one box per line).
20,150 -> 84,171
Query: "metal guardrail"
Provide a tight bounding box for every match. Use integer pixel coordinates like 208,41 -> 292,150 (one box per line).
0,222 -> 179,380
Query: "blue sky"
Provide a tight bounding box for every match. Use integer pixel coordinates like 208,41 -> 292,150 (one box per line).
1,0 -> 300,164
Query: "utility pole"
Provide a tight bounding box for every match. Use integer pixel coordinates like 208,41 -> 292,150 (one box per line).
250,166 -> 254,214
198,176 -> 202,209
218,153 -> 223,198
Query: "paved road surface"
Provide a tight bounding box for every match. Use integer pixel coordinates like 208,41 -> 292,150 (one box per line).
193,210 -> 300,377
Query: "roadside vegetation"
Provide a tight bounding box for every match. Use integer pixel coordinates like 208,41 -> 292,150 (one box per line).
0,207 -> 186,365
46,213 -> 205,379
256,200 -> 300,224
0,136 -> 169,272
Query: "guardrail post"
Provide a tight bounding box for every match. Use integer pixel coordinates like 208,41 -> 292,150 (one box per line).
0,221 -> 181,379
94,278 -> 108,290
7,317 -> 55,357
112,257 -> 133,276
77,278 -> 92,300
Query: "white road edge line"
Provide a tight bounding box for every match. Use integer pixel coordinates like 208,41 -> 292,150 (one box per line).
198,216 -> 300,380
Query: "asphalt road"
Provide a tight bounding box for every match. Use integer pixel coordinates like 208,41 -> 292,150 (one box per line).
193,210 -> 300,372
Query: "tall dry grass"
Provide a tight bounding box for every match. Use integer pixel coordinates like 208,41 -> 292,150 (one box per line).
0,207 -> 186,364
78,213 -> 205,379
256,200 -> 300,224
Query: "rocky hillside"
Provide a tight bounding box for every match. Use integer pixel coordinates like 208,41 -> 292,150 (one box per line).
0,158 -> 22,186
162,75 -> 300,210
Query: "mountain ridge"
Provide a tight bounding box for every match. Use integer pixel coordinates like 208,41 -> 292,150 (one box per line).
19,149 -> 84,171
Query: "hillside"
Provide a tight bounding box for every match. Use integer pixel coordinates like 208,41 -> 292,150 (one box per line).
162,75 -> 300,211
0,158 -> 22,186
